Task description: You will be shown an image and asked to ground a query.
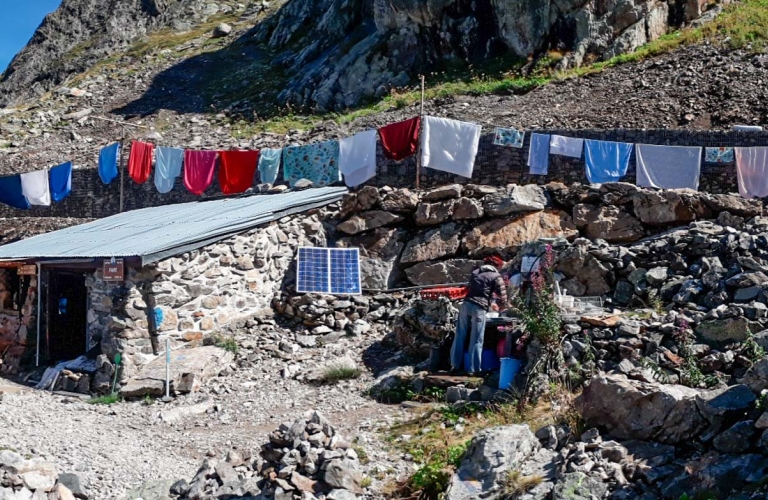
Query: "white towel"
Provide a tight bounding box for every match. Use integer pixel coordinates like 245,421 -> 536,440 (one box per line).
736,147 -> 768,199
636,144 -> 702,190
421,116 -> 481,178
549,135 -> 584,158
20,169 -> 51,206
339,129 -> 377,188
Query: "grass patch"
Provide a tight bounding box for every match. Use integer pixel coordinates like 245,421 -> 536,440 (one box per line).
501,470 -> 545,498
361,477 -> 372,489
210,333 -> 239,354
322,366 -> 362,383
87,393 -> 121,405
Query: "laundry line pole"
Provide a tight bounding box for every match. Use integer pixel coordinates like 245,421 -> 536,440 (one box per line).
416,74 -> 426,191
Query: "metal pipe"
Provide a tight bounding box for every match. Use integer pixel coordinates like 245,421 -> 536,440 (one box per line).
165,338 -> 170,400
35,262 -> 41,367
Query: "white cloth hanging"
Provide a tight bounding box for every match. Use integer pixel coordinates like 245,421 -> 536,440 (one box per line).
20,169 -> 51,206
549,135 -> 584,158
735,147 -> 768,199
421,116 -> 481,178
636,144 -> 702,190
339,129 -> 378,187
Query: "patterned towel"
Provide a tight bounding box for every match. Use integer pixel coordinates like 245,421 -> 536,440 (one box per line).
283,140 -> 340,187
494,127 -> 525,148
705,147 -> 735,163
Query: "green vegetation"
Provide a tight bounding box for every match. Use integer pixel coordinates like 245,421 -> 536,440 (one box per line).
501,470 -> 545,498
742,328 -> 766,365
210,332 -> 239,354
322,366 -> 362,383
87,393 -> 121,405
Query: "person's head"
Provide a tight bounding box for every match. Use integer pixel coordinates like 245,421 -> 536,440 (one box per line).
483,254 -> 504,269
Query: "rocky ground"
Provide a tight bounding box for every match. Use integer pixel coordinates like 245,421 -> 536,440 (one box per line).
0,323 -> 410,500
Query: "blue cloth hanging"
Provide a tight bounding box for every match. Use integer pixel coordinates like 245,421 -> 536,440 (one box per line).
49,162 -> 73,202
98,143 -> 120,185
258,148 -> 282,185
584,140 -> 634,184
154,147 -> 184,194
0,175 -> 30,210
527,133 -> 551,175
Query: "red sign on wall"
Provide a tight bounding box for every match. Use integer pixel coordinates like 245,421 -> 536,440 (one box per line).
103,259 -> 124,281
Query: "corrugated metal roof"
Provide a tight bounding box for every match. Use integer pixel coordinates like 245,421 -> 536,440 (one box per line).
0,187 -> 347,265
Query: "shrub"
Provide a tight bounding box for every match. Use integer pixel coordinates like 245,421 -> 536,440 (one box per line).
322,366 -> 362,383
87,393 -> 121,405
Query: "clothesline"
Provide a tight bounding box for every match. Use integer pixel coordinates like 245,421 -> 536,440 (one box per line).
1,114 -> 767,211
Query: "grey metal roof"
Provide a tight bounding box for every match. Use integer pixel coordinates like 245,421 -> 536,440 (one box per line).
0,187 -> 347,265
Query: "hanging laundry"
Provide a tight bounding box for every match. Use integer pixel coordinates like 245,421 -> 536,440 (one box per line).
636,144 -> 702,190
127,141 -> 154,184
48,162 -> 72,202
0,175 -> 30,210
258,148 -> 282,185
705,147 -> 735,163
421,116 -> 482,178
378,117 -> 421,161
584,140 -> 634,184
339,129 -> 377,188
20,169 -> 51,206
735,147 -> 768,199
283,140 -> 340,187
494,127 -> 525,148
98,142 -> 120,185
528,133 -> 551,175
154,147 -> 184,194
549,135 -> 584,158
183,150 -> 218,196
219,150 -> 260,195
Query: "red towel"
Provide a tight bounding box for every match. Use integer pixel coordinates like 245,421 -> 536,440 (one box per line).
219,150 -> 260,195
127,141 -> 154,184
183,150 -> 218,195
378,116 -> 421,161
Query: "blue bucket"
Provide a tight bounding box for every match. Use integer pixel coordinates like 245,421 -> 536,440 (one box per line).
464,350 -> 502,372
499,358 -> 521,390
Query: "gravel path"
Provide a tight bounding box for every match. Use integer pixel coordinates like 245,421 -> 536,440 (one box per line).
0,331 -> 410,499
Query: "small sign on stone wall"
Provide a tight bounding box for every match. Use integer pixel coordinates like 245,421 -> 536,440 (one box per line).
103,258 -> 124,281
17,265 -> 36,276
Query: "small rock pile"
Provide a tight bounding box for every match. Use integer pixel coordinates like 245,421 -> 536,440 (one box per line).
170,411 -> 366,500
0,450 -> 89,500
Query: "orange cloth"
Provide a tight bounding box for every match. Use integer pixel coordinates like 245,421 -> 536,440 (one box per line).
218,150 -> 260,195
127,141 -> 154,184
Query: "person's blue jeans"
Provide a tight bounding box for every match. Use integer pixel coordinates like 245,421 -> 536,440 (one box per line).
451,301 -> 487,374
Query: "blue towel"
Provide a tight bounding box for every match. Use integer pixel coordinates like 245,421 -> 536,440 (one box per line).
98,143 -> 120,185
584,140 -> 634,184
527,133 -> 550,175
283,141 -> 340,187
258,148 -> 282,184
0,175 -> 30,210
154,147 -> 184,194
49,162 -> 72,202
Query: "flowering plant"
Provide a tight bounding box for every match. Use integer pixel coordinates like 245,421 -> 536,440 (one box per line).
515,245 -> 563,348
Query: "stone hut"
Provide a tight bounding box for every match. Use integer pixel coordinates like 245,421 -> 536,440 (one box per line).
0,187 -> 346,384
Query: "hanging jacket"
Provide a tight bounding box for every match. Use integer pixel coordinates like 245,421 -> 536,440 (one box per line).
466,265 -> 507,310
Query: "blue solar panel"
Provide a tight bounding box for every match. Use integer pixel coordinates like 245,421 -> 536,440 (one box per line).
296,247 -> 361,295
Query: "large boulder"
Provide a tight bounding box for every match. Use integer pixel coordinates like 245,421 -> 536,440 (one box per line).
740,358 -> 768,394
632,190 -> 698,226
659,453 -> 768,499
576,374 -> 707,444
445,425 -> 555,500
401,223 -> 462,264
405,259 -> 480,286
704,193 -> 762,217
696,317 -> 762,344
453,197 -> 484,220
464,211 -> 577,256
415,200 -> 456,226
339,186 -> 380,218
338,228 -> 406,289
483,185 -> 547,216
337,211 -> 403,235
556,244 -> 612,296
573,204 -> 644,243
380,188 -> 419,213
394,298 -> 459,356
422,184 -> 462,202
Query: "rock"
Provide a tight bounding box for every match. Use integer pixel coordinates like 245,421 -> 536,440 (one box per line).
482,185 -> 546,216
405,259 -> 481,286
400,223 -> 462,263
160,399 -> 214,424
696,384 -> 756,421
556,244 -> 612,296
713,421 -> 755,453
380,188 -> 418,213
464,211 -> 577,256
633,190 -> 698,226
52,484 -> 77,500
340,187 -> 380,218
57,473 -> 88,499
422,184 -> 462,202
337,211 -> 403,235
212,23 -> 233,37
414,200 -> 455,226
305,356 -> 359,383
327,489 -> 358,500
576,374 -> 707,443
704,194 -> 762,217
659,453 -> 768,499
322,460 -> 363,494
120,346 -> 234,397
452,198 -> 484,220
20,469 -> 56,491
551,472 -> 608,500
726,272 -> 768,288
740,358 -> 768,394
573,204 -> 644,243
696,317 -> 761,344
445,425 -> 555,500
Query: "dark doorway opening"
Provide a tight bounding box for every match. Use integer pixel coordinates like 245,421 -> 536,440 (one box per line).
46,271 -> 87,363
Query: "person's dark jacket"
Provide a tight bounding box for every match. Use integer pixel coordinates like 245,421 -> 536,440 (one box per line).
466,264 -> 507,310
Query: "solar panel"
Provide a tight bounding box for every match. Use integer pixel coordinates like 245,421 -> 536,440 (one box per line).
296,247 -> 361,295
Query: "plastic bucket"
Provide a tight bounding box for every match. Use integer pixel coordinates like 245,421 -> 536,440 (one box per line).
499,358 -> 522,390
481,349 -> 500,371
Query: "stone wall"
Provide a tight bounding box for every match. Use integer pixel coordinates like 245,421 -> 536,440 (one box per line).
1,128 -> 765,221
0,269 -> 37,374
87,212 -> 329,377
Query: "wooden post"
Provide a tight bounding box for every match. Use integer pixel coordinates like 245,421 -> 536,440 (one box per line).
416,74 -> 426,191
119,136 -> 126,213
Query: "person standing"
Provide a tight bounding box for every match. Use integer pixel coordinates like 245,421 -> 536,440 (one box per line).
451,255 -> 508,374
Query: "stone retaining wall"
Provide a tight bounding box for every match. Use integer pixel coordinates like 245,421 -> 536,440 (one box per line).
2,129 -> 767,220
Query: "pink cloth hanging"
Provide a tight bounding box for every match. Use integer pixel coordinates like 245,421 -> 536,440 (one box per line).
183,150 -> 218,195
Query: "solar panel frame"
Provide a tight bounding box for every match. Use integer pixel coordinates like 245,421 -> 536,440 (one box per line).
296,247 -> 361,295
